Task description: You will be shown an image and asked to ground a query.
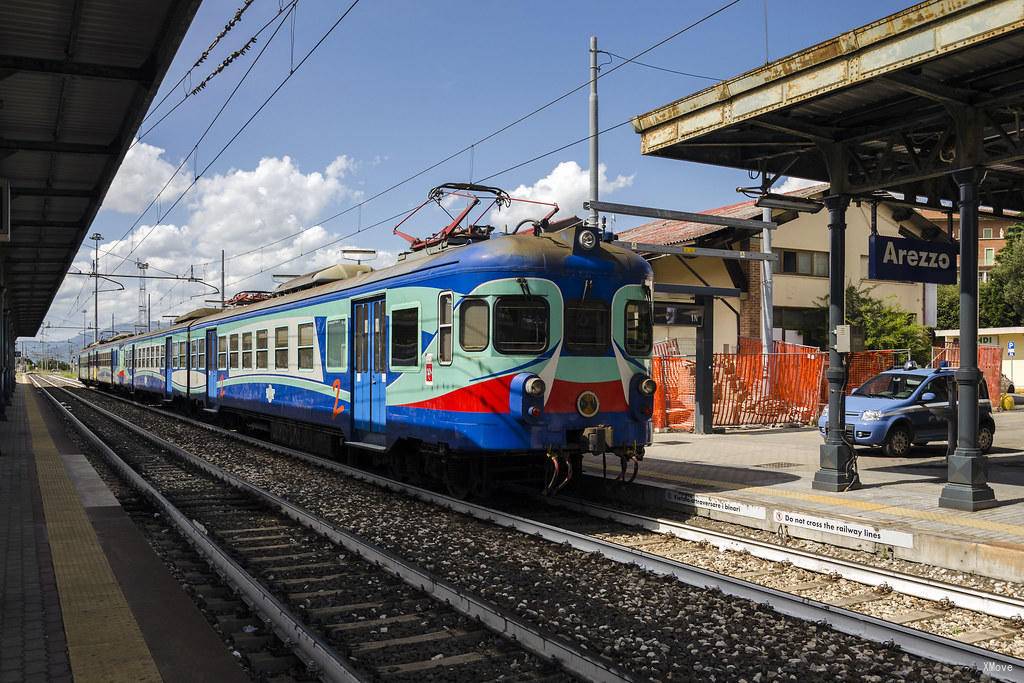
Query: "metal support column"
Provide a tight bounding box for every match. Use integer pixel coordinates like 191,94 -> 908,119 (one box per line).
940,167 -> 996,511
813,194 -> 860,492
693,295 -> 714,435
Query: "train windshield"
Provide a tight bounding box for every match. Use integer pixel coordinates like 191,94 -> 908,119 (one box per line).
565,301 -> 609,354
494,296 -> 548,354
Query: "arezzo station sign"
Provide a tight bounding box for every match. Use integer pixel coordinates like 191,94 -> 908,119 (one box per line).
868,235 -> 958,285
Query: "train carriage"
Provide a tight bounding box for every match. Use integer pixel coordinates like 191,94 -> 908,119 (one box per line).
79,185 -> 656,494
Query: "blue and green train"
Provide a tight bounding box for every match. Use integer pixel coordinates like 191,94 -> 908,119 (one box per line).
79,191 -> 655,493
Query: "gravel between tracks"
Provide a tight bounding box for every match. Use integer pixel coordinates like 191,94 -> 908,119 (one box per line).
62,388 -> 1000,682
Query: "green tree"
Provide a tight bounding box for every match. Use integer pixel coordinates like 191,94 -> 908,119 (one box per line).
937,284 -> 959,330
817,285 -> 932,363
985,223 -> 1024,325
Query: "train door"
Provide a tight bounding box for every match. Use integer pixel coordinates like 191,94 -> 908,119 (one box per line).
352,297 -> 387,434
205,329 -> 218,407
164,337 -> 174,397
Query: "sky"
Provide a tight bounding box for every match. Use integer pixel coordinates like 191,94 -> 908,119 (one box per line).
26,0 -> 916,355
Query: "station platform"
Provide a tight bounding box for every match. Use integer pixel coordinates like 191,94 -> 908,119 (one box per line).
586,409 -> 1024,583
0,377 -> 247,683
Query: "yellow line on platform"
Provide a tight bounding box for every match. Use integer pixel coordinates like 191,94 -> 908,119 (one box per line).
640,469 -> 1024,538
27,386 -> 162,683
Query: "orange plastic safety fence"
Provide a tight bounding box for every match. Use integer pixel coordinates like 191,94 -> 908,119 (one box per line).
844,350 -> 908,395
651,356 -> 696,431
930,345 -> 1003,410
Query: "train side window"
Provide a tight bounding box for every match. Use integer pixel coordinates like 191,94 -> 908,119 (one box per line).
217,336 -> 227,370
274,327 -> 289,369
191,339 -> 198,369
494,296 -> 548,354
565,301 -> 610,354
198,338 -> 206,370
624,300 -> 653,356
178,341 -> 186,369
297,323 -> 315,370
229,334 -> 239,369
354,307 -> 367,373
326,318 -> 347,371
241,332 -> 253,369
438,293 -> 453,365
391,306 -> 419,368
460,299 -> 489,352
255,329 -> 268,370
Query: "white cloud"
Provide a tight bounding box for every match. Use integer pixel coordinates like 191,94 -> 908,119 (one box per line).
101,140 -> 193,214
776,176 -> 820,194
488,161 -> 634,229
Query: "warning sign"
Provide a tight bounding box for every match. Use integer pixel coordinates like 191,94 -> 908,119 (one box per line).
773,510 -> 913,548
665,489 -> 766,520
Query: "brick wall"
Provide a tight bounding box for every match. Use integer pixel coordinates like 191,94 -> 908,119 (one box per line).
739,259 -> 762,340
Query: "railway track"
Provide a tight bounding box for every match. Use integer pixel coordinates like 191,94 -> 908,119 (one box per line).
40,375 -> 1024,681
33,375 -> 591,682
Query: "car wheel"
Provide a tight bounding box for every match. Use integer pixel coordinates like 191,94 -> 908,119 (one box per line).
884,424 -> 912,457
978,423 -> 994,454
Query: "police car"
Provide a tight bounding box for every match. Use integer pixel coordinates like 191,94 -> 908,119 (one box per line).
818,364 -> 995,457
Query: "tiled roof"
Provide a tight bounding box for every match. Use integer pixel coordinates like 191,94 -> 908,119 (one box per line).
618,183 -> 829,246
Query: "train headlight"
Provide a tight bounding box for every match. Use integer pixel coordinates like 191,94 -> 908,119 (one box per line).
524,376 -> 546,396
577,391 -> 600,418
639,377 -> 657,396
578,229 -> 598,250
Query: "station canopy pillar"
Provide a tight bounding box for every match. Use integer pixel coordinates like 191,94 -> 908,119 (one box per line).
939,168 -> 996,511
813,194 -> 860,492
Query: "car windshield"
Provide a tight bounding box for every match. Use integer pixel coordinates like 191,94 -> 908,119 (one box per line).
853,373 -> 926,400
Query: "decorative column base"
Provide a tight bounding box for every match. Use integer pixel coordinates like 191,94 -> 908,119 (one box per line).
939,453 -> 996,511
813,442 -> 861,492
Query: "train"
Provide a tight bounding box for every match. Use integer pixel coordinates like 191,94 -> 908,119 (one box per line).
78,184 -> 656,496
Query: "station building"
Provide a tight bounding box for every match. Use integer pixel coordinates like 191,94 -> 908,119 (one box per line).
619,183 -> 941,355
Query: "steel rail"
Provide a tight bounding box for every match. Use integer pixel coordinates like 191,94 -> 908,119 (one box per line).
63,384 -> 1024,680
79,382 -> 1024,621
40,379 -> 631,683
31,376 -> 364,683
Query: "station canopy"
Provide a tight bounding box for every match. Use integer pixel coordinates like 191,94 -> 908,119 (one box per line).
633,0 -> 1024,214
0,0 -> 200,336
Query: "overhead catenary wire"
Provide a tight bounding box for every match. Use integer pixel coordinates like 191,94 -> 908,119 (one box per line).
209,0 -> 743,269
601,50 -> 722,82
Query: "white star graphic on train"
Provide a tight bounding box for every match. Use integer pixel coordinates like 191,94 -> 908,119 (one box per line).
265,385 -> 276,403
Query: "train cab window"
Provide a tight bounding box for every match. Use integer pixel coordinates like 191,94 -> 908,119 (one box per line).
438,293 -> 453,365
217,336 -> 227,370
229,334 -> 239,369
565,301 -> 609,354
460,298 -> 489,352
391,307 -> 419,368
326,319 -> 347,371
256,329 -> 268,370
297,323 -> 315,370
494,297 -> 548,354
624,300 -> 653,356
241,332 -> 253,369
198,338 -> 206,370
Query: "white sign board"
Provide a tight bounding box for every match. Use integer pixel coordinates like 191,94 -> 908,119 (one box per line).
665,489 -> 766,520
773,510 -> 913,548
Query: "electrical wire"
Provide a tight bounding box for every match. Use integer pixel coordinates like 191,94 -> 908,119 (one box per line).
207,0 -> 743,268
601,50 -> 721,81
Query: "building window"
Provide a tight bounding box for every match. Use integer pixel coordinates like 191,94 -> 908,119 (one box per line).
984,247 -> 995,266
565,301 -> 610,354
438,293 -> 453,364
773,306 -> 828,349
776,248 -> 829,277
326,319 -> 346,371
241,332 -> 253,369
275,326 -> 289,369
297,323 -> 315,371
624,300 -> 653,356
255,329 -> 268,369
982,227 -> 993,239
494,297 -> 548,354
229,334 -> 239,369
391,307 -> 420,367
217,335 -> 227,370
460,299 -> 489,352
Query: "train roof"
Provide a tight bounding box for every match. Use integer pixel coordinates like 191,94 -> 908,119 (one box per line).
80,226 -> 649,352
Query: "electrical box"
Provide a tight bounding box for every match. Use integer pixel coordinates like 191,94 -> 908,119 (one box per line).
834,325 -> 864,353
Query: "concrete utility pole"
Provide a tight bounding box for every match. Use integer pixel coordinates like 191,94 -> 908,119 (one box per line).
761,204 -> 773,354
90,232 -> 102,343
588,35 -> 599,229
